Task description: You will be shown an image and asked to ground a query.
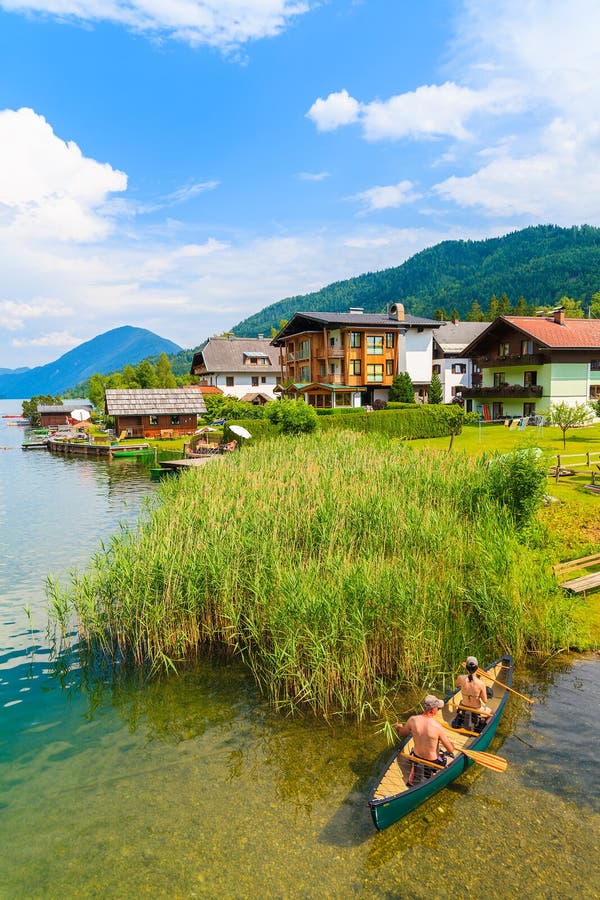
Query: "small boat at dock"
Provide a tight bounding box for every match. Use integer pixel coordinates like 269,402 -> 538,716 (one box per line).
368,656 -> 513,830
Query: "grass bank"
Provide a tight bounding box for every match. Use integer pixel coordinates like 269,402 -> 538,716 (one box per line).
49,431 -> 574,718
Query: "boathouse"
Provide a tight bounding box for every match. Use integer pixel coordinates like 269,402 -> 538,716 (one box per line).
38,399 -> 93,427
105,388 -> 207,438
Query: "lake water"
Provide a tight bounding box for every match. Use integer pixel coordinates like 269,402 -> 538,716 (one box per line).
0,399 -> 598,899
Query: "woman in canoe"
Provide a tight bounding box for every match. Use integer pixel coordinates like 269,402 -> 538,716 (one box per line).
453,656 -> 492,731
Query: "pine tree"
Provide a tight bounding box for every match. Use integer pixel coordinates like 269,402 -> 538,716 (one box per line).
513,295 -> 528,316
389,372 -> 415,402
136,359 -> 158,389
433,307 -> 448,321
428,371 -> 442,404
486,294 -> 499,321
466,300 -> 484,321
498,293 -> 512,316
450,308 -> 460,322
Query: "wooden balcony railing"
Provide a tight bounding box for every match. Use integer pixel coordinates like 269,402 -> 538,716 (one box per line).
461,384 -> 543,398
475,353 -> 546,367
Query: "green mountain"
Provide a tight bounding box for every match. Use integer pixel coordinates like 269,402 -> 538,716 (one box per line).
233,225 -> 600,336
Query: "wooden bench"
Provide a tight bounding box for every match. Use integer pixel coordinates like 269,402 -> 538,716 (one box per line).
553,553 -> 600,597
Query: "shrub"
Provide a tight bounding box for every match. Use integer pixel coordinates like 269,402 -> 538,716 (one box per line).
264,398 -> 318,435
485,448 -> 547,528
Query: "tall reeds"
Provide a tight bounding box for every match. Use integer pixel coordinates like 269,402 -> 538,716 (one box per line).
49,431 -> 574,717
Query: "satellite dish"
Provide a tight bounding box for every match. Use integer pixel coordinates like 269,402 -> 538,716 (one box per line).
70,408 -> 91,422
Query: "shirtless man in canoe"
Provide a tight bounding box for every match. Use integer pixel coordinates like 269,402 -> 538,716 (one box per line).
395,695 -> 455,786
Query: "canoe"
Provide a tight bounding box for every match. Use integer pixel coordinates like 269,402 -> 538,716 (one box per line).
111,449 -> 152,458
368,655 -> 513,830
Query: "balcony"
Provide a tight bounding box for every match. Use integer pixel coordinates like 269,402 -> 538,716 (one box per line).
315,344 -> 345,358
476,353 -> 546,368
461,384 -> 543,399
320,374 -> 347,385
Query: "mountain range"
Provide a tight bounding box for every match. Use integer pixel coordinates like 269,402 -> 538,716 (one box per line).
233,224 -> 600,337
0,326 -> 182,399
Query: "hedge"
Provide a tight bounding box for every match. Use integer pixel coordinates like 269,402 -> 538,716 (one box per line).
315,405 -> 463,439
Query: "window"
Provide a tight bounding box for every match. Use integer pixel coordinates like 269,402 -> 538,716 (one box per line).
432,364 -> 441,375
451,363 -> 467,374
591,360 -> 600,371
252,376 -> 259,387
521,339 -> 534,354
523,371 -> 537,386
226,376 -> 234,387
493,372 -> 506,387
367,363 -> 384,383
319,363 -> 326,378
149,415 -> 158,425
329,337 -> 335,347
386,359 -> 394,376
366,335 -> 384,355
386,332 -> 394,349
590,385 -> 600,399
248,357 -> 258,365
261,376 -> 267,383
170,416 -> 180,425
498,342 -> 510,357
299,365 -> 310,381
523,403 -> 536,417
298,339 -> 310,359
350,332 -> 362,348
329,363 -> 335,375
350,359 -> 361,376
336,392 -> 351,407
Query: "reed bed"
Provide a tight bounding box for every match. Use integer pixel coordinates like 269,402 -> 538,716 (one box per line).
49,431 -> 574,718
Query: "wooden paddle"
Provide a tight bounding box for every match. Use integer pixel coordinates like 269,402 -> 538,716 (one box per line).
399,752 -> 445,770
440,720 -> 479,738
460,662 -> 534,704
459,748 -> 508,772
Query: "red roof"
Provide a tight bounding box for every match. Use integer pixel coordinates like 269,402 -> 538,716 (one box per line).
504,316 -> 600,348
189,384 -> 223,394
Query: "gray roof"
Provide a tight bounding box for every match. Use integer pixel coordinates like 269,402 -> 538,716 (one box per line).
105,388 -> 207,416
433,321 -> 489,355
38,399 -> 93,413
272,310 -> 441,344
191,337 -> 279,374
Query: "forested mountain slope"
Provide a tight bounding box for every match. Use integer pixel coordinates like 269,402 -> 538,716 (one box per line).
234,225 -> 600,336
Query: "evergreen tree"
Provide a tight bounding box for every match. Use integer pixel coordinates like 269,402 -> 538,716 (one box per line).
450,308 -> 460,322
433,307 -> 448,321
486,294 -> 499,321
428,371 -> 443,404
590,290 -> 600,318
513,295 -> 528,316
156,352 -> 177,388
389,372 -> 415,402
466,300 -> 484,322
498,293 -> 512,316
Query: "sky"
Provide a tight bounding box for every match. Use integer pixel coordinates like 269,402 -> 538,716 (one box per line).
0,0 -> 599,369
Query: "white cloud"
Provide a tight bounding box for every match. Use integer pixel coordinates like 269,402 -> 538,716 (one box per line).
306,89 -> 361,132
12,331 -> 81,349
0,298 -> 72,331
0,1 -> 311,49
350,180 -> 421,213
296,171 -> 330,181
0,108 -> 126,242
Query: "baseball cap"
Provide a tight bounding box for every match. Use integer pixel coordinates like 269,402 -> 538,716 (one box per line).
466,656 -> 478,668
423,695 -> 444,710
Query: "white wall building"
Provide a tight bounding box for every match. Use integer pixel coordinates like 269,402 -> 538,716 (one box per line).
190,336 -> 279,401
432,321 -> 489,404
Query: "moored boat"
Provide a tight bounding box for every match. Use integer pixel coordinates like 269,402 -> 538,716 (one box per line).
368,655 -> 513,830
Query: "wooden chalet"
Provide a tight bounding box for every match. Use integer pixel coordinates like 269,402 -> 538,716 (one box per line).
461,308 -> 600,419
104,388 -> 207,438
271,305 -> 441,408
38,399 -> 93,427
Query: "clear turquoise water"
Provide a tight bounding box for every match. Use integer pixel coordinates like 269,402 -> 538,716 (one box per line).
0,401 -> 598,899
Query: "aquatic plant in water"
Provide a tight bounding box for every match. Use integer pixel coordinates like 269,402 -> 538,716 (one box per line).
48,431 -> 574,718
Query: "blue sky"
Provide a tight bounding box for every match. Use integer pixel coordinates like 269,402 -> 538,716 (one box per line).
0,0 -> 598,368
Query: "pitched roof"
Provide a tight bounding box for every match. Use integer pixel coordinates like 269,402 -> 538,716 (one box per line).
105,388 -> 207,415
503,316 -> 600,348
434,321 -> 489,354
191,337 -> 279,373
272,311 -> 441,343
37,399 -> 93,413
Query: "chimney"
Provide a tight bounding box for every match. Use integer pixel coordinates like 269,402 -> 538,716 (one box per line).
552,307 -> 565,326
257,333 -> 264,340
389,302 -> 405,321
349,307 -> 364,314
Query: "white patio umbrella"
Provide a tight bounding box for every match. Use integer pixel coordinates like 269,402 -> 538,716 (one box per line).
229,425 -> 252,440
